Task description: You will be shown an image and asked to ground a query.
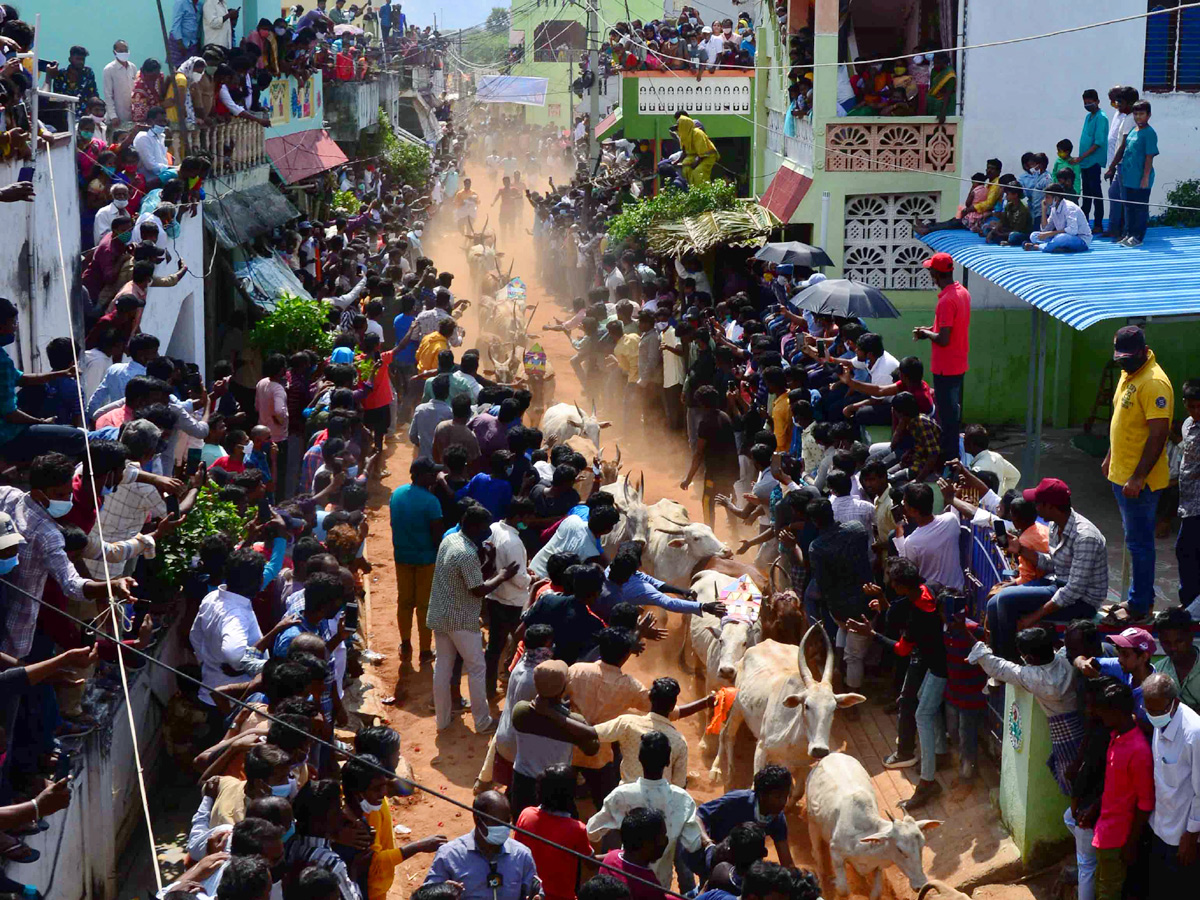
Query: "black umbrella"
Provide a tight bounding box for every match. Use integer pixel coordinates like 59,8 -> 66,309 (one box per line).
788,279 -> 901,319
753,241 -> 834,268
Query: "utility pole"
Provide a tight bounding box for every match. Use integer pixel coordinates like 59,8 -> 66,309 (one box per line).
583,0 -> 600,227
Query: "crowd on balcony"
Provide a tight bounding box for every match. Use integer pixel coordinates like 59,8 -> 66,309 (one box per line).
600,9 -> 757,75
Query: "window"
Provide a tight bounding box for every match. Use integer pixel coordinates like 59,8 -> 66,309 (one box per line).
844,193 -> 939,290
533,21 -> 586,62
1144,1 -> 1200,92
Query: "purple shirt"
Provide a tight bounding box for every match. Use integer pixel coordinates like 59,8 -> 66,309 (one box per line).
469,412 -> 509,460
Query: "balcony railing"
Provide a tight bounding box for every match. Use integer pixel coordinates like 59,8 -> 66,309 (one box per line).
766,109 -> 814,172
169,119 -> 266,177
824,119 -> 958,174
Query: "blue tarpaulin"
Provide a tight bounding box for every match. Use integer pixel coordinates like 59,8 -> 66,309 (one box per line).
476,75 -> 549,106
921,226 -> 1200,330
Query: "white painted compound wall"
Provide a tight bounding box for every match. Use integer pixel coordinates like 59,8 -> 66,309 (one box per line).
961,0 -> 1200,209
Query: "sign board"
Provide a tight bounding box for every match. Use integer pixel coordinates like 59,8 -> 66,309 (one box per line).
636,77 -> 752,115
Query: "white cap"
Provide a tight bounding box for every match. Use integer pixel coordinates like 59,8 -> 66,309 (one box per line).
0,511 -> 25,550
701,25 -> 712,33
803,273 -> 828,287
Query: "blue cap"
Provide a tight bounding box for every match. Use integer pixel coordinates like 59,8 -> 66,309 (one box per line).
775,264 -> 794,276
330,347 -> 355,364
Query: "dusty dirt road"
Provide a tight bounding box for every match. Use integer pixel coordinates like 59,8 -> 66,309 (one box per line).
356,168 -> 1049,900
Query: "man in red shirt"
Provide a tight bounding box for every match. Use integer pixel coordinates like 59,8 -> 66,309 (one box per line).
600,807 -> 671,900
915,251 -> 970,462
1091,678 -> 1154,899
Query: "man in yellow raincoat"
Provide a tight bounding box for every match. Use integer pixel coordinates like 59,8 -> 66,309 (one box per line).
675,112 -> 720,185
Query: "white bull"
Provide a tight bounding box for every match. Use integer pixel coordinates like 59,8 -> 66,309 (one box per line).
540,402 -> 612,448
644,499 -> 731,588
710,628 -> 864,797
806,752 -> 941,900
599,472 -> 648,552
686,570 -> 759,753
563,435 -> 621,498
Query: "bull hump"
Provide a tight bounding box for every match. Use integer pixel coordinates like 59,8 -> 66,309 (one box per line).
742,640 -> 800,677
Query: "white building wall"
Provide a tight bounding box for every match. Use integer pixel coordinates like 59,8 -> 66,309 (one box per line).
0,149 -> 205,376
961,0 -> 1200,208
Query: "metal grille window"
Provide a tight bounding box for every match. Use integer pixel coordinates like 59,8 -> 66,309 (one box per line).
532,21 -> 586,62
843,193 -> 939,290
1145,2 -> 1200,92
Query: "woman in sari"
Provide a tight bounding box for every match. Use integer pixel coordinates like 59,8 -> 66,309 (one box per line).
926,52 -> 957,119
131,59 -> 166,124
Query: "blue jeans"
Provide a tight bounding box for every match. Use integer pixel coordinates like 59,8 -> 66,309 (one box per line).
1112,482 -> 1160,614
1040,233 -> 1089,253
946,704 -> 983,765
986,580 -> 1097,660
1107,174 -> 1124,235
915,671 -> 948,781
1122,185 -> 1151,241
932,373 -> 963,464
1179,515 -> 1200,607
1065,807 -> 1098,900
0,423 -> 86,464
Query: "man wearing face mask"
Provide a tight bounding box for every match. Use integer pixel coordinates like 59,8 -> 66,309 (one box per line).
208,743 -> 297,828
0,453 -> 137,663
423,790 -> 542,900
1142,672 -> 1200,887
102,40 -> 135,127
1103,325 -> 1173,619
132,106 -> 172,182
1071,89 -> 1108,233
93,182 -> 132,246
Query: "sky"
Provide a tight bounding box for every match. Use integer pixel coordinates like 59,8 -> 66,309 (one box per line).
421,0 -> 505,31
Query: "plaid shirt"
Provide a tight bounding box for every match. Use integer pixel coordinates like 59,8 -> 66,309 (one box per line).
905,413 -> 943,475
1036,510 -> 1109,608
286,836 -> 362,900
425,531 -> 484,633
0,487 -> 89,657
566,661 -> 650,768
1181,417 -> 1200,518
85,465 -> 167,578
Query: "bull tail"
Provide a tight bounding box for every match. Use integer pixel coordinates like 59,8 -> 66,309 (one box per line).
677,613 -> 695,675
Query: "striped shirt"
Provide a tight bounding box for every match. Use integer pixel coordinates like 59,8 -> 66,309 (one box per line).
286,835 -> 362,900
1036,510 -> 1109,609
425,531 -> 484,633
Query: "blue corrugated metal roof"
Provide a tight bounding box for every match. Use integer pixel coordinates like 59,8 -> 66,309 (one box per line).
920,226 -> 1200,330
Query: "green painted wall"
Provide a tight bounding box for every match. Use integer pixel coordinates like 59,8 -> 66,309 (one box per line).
999,683 -> 1073,868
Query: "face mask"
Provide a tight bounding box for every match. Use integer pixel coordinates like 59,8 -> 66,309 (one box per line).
1118,356 -> 1144,373
281,823 -> 296,843
115,52 -> 130,62
654,322 -> 669,332
913,53 -> 925,64
1057,151 -> 1068,160
1147,706 -> 1175,730
483,824 -> 512,845
151,124 -> 166,136
116,229 -> 133,244
752,798 -> 772,825
100,166 -> 116,178
270,781 -> 294,797
45,497 -> 74,518
346,465 -> 359,478
79,133 -> 95,144
114,198 -> 128,209
0,557 -> 19,576
188,70 -> 203,83
165,222 -> 181,239
360,798 -> 383,814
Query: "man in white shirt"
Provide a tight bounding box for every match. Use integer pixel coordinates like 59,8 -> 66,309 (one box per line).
132,107 -> 171,178
702,26 -> 726,71
102,40 -> 135,127
894,481 -> 965,590
962,424 -> 1021,495
1143,673 -> 1200,887
93,182 -> 131,246
189,547 -> 290,738
602,252 -> 626,303
203,0 -> 235,48
587,731 -> 707,888
1105,85 -> 1138,239
1024,184 -> 1092,254
82,331 -> 125,402
484,498 -> 533,698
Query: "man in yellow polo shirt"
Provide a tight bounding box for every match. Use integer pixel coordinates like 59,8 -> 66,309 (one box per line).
1103,325 -> 1174,617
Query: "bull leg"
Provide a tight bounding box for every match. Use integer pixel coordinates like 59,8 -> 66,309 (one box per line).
806,818 -> 828,889
828,846 -> 851,898
869,868 -> 883,900
708,698 -> 744,786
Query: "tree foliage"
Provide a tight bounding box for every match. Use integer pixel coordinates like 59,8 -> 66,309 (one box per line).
1163,179 -> 1200,228
248,292 -> 335,358
605,179 -> 738,242
150,484 -> 254,590
362,107 -> 432,187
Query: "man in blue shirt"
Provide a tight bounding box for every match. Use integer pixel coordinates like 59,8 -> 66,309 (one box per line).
423,791 -> 541,900
456,450 -> 515,521
1072,89 -> 1109,233
274,571 -> 344,657
87,332 -> 160,421
598,541 -> 726,620
695,765 -> 794,874
391,458 -> 445,660
1107,99 -> 1159,247
393,294 -> 420,424
168,0 -> 202,65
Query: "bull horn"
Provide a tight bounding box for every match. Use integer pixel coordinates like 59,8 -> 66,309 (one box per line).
597,445 -> 605,461
885,809 -> 895,823
614,442 -> 621,467
769,559 -> 782,595
797,624 -> 818,689
623,471 -> 631,490
574,401 -> 585,420
592,398 -> 597,417
821,621 -> 835,684
507,258 -> 515,281
657,526 -> 686,536
639,471 -> 645,498
487,344 -> 500,366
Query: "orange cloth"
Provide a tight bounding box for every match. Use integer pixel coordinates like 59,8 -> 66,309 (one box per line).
706,686 -> 738,735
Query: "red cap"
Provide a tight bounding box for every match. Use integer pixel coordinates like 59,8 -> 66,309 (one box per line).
923,252 -> 954,274
1022,477 -> 1071,506
1108,627 -> 1156,655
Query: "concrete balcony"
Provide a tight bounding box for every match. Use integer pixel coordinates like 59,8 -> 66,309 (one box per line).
765,109 -> 815,172
822,117 -> 960,174
169,119 -> 269,189
325,74 -> 406,141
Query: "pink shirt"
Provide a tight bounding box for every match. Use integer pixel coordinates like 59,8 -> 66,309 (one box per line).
930,282 -> 971,376
1093,726 -> 1155,849
255,377 -> 288,442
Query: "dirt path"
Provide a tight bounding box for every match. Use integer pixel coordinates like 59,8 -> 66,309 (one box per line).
357,167 -> 1045,900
